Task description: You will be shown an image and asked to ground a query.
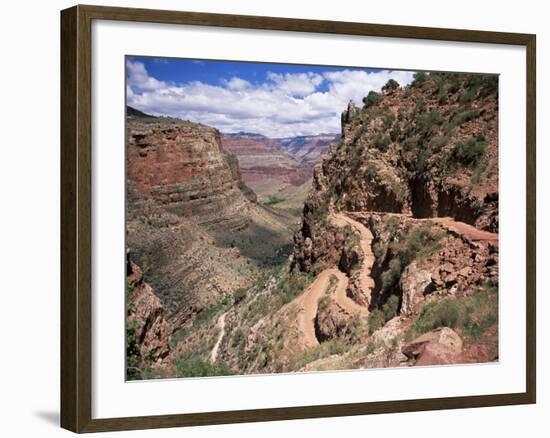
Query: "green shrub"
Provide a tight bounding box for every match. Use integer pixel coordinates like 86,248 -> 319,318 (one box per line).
383,113 -> 396,129
290,338 -> 347,370
126,320 -> 141,380
170,326 -> 190,348
464,74 -> 484,92
362,91 -> 382,108
368,309 -> 385,335
403,137 -> 419,151
365,339 -> 378,355
263,195 -> 284,206
372,133 -> 391,151
415,109 -> 443,137
429,135 -> 449,152
406,281 -> 498,343
364,161 -> 378,180
447,78 -> 460,94
274,271 -> 315,304
233,287 -> 247,304
353,124 -> 368,143
390,124 -> 401,142
450,109 -> 482,128
231,328 -> 245,348
458,87 -> 477,104
174,358 -> 231,378
382,78 -> 400,93
382,294 -> 400,321
437,86 -> 448,104
382,224 -> 446,293
411,71 -> 428,87
479,75 -> 498,98
381,258 -> 402,291
452,135 -> 486,167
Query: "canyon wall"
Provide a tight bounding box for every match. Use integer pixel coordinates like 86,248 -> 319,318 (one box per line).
127,114 -> 255,232
294,72 -> 499,276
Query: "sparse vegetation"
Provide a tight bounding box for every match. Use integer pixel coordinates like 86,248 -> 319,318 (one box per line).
368,309 -> 385,335
452,135 -> 486,167
273,270 -> 315,304
174,357 -> 232,378
126,320 -> 141,380
233,287 -> 248,304
406,281 -> 498,344
290,338 -> 347,370
379,224 -> 447,295
263,195 -> 284,206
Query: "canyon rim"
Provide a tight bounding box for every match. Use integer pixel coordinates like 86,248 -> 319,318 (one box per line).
125,57 -> 499,380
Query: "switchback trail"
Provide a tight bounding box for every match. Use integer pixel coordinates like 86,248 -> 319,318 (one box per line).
296,269 -> 348,348
332,213 -> 376,310
295,213 -> 374,347
210,312 -> 227,363
294,211 -> 498,348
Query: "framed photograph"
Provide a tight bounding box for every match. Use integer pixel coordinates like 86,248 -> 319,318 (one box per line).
60,4 -> 536,433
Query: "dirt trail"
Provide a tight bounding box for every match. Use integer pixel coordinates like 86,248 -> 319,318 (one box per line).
429,217 -> 498,244
347,211 -> 498,245
210,312 -> 227,363
294,213 -> 374,347
293,210 -> 497,349
332,213 -> 375,309
296,268 -> 348,348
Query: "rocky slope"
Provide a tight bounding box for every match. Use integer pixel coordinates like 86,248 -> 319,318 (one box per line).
126,256 -> 172,379
289,72 -> 499,368
127,73 -> 500,379
126,108 -> 293,331
127,112 -> 256,232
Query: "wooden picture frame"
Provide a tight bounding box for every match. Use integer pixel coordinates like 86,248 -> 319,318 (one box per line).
60,4 -> 536,433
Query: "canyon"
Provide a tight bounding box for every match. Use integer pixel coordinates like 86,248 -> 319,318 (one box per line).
126,71 -> 499,379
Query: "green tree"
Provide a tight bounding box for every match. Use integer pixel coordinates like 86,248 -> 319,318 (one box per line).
382,78 -> 400,93
362,91 -> 382,108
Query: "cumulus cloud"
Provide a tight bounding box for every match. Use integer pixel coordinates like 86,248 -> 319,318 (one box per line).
126,59 -> 166,92
266,71 -> 324,97
126,60 -> 414,137
224,77 -> 252,91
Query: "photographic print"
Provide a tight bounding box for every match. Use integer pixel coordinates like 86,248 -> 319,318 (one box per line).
125,57 -> 499,381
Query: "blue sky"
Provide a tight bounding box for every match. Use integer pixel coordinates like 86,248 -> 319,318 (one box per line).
126,56 -> 415,137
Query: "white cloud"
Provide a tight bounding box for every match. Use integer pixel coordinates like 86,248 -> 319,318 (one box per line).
126,59 -> 166,92
126,60 -> 414,137
266,72 -> 324,97
224,77 -> 251,91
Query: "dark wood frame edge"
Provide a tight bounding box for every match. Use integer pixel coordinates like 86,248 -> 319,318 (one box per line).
60,4 -> 537,433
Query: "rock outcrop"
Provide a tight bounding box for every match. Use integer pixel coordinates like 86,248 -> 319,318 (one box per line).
126,108 -> 293,330
402,327 -> 463,366
126,256 -> 172,376
288,73 -> 499,371
127,110 -> 254,232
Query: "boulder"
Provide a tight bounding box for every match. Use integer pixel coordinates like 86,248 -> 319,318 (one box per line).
402,327 -> 463,366
400,261 -> 435,315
